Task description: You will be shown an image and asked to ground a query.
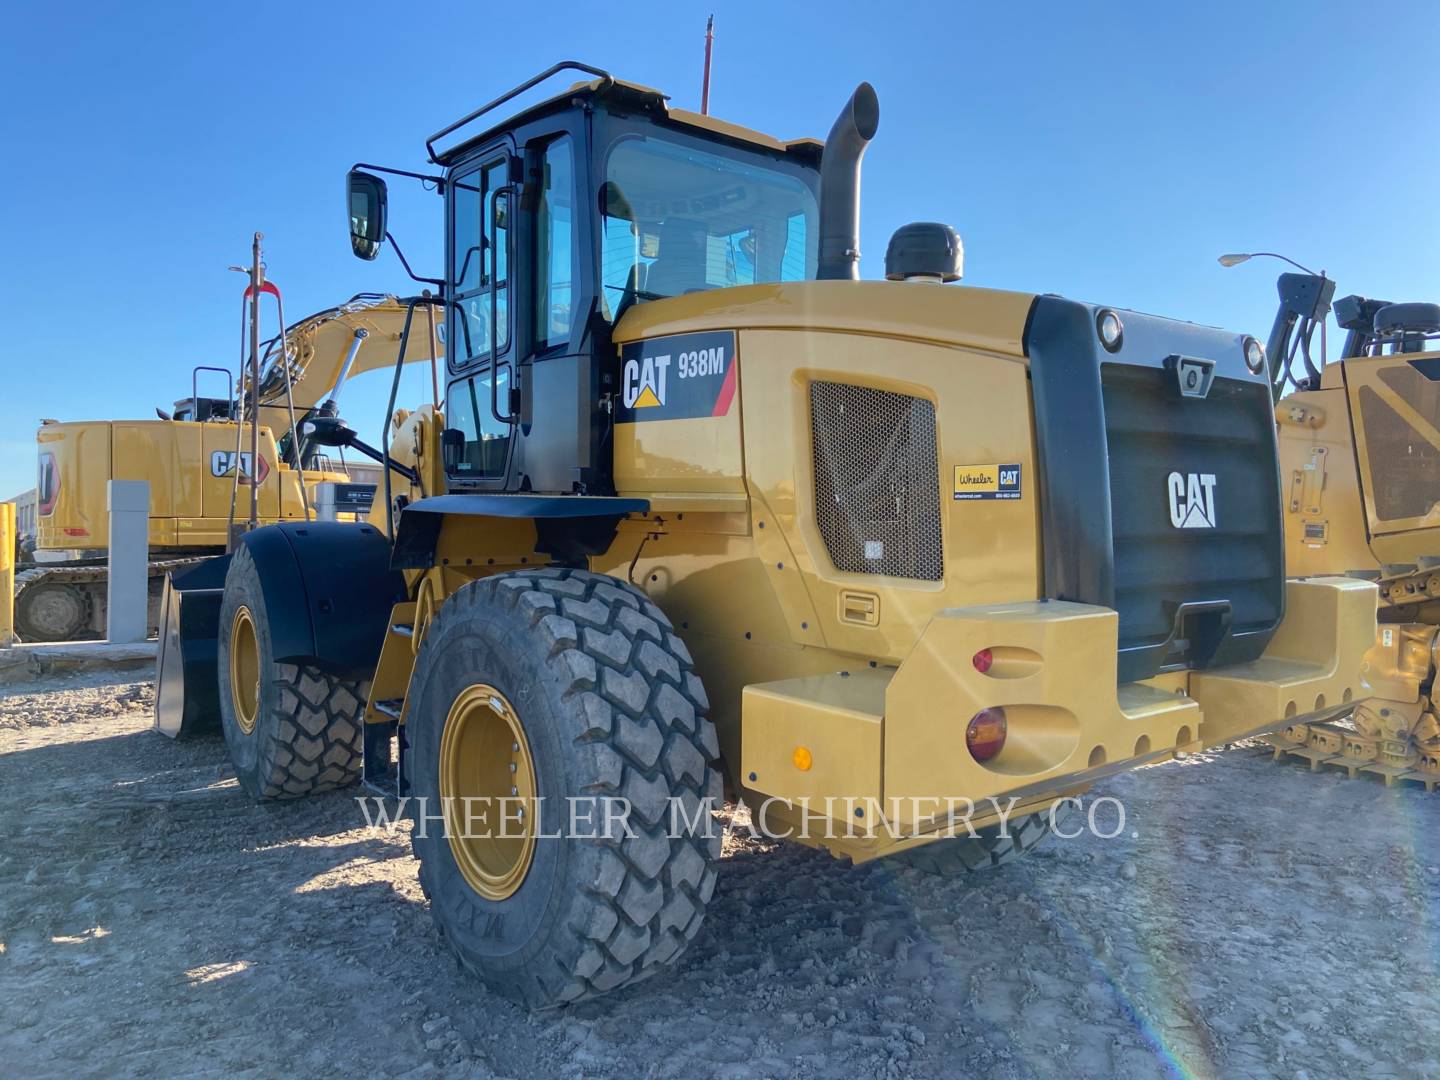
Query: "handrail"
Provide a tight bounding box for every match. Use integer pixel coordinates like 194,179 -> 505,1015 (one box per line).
191,366 -> 232,418
488,184 -> 519,425
382,295 -> 446,538
426,61 -> 613,163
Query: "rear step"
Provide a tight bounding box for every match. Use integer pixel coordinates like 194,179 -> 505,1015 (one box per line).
362,709 -> 408,798
361,604 -> 418,799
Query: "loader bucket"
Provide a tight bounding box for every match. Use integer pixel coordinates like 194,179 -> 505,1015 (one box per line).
153,555 -> 231,739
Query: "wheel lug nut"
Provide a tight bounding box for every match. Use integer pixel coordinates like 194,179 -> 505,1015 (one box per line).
509,763 -> 517,773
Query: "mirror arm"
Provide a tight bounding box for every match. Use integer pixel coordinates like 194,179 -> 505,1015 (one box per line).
385,231 -> 446,289
351,161 -> 446,193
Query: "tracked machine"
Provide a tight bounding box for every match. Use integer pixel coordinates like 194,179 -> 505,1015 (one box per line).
157,63 -> 1375,1007
21,292 -> 437,641
1260,271 -> 1440,787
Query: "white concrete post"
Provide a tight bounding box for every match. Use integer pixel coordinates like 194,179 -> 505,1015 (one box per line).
314,481 -> 338,523
107,480 -> 150,643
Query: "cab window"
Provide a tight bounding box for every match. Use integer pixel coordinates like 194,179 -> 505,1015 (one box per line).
599,135 -> 817,318
446,368 -> 511,478
450,157 -> 510,363
533,135 -> 577,349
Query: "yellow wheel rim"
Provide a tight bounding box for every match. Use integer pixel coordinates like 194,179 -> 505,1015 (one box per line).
439,684 -> 537,901
412,576 -> 437,656
229,606 -> 261,736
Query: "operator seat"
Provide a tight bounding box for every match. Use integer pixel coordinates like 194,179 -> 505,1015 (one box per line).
643,218 -> 711,298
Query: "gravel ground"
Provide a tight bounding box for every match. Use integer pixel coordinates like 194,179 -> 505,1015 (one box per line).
2,670 -> 1438,1079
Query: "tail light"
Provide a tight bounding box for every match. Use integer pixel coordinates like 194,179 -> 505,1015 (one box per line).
966,707 -> 1007,763
972,648 -> 993,673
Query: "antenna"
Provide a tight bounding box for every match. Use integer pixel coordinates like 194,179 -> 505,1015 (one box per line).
701,15 -> 715,115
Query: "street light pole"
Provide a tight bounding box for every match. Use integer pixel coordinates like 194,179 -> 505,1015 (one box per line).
1219,250 -> 1328,366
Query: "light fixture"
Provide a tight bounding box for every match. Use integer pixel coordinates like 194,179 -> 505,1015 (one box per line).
1096,309 -> 1124,352
1217,251 -> 1321,276
1243,336 -> 1266,375
966,707 -> 1008,763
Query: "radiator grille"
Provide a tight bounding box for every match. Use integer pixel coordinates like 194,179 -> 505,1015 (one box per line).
1100,366 -> 1284,664
810,381 -> 943,581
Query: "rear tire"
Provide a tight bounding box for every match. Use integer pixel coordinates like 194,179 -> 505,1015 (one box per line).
406,568 -> 722,1009
217,544 -> 366,800
890,807 -> 1069,874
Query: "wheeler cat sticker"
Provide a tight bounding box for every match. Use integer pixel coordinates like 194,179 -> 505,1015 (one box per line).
617,331 -> 738,422
953,463 -> 1022,500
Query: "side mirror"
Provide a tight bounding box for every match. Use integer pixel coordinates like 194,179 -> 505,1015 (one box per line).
347,170 -> 388,261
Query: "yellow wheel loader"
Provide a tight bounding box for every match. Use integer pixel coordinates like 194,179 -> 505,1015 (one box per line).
156,62 -> 1376,1008
1262,270 -> 1440,786
22,294 -> 439,643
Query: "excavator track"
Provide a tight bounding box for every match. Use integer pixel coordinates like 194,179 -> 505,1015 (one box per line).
14,557 -> 210,642
1263,719 -> 1440,793
1264,610 -> 1440,792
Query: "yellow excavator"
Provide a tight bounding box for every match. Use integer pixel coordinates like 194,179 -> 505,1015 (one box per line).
1261,269 -> 1440,786
21,293 -> 440,641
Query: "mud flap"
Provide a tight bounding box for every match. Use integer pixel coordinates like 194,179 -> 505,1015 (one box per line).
153,555 -> 232,739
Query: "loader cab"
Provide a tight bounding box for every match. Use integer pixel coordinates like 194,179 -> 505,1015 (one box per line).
353,71 -> 823,498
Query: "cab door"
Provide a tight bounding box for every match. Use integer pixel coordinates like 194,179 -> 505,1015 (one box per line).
1345,355 -> 1440,538
443,128 -> 594,495
444,142 -> 518,490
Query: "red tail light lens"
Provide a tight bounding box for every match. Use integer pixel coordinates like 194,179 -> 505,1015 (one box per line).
972,648 -> 993,674
966,707 -> 1007,763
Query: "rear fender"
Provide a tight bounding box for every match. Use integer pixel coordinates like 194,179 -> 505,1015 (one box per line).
242,521 -> 407,676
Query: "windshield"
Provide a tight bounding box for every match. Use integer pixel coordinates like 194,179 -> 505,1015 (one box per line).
600,134 -> 817,317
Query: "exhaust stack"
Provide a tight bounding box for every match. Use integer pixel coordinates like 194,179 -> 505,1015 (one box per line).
816,82 -> 880,281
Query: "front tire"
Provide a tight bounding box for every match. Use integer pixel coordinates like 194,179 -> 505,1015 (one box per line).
406,569 -> 722,1009
217,544 -> 367,800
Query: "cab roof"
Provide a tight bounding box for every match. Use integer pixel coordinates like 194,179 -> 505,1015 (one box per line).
429,66 -> 823,168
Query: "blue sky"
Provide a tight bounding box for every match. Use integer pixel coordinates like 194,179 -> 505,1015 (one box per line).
2,0 -> 1437,498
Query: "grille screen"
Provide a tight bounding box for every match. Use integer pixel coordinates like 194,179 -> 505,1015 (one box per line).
1361,373 -> 1440,522
810,381 -> 943,581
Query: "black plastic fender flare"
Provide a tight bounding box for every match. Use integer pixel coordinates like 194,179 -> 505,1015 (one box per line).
240,521 -> 407,677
